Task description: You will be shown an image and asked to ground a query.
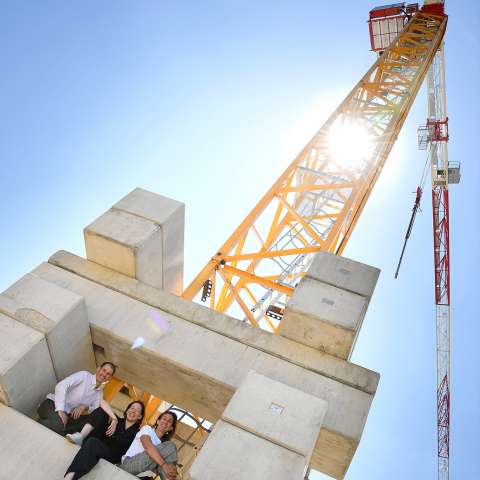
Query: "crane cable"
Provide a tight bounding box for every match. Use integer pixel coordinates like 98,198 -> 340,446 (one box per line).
394,153 -> 431,278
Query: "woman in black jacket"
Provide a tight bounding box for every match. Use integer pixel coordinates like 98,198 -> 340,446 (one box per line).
63,400 -> 145,480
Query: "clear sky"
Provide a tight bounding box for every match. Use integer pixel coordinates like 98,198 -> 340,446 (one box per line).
1,1 -> 478,478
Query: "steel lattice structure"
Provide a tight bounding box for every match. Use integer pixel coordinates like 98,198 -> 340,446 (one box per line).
183,10 -> 448,336
426,44 -> 452,480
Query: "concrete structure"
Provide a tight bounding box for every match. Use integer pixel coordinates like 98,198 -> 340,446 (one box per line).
190,371 -> 327,479
0,313 -> 57,416
0,404 -> 135,479
0,188 -> 380,479
84,188 -> 184,295
280,252 -> 380,359
37,249 -> 377,478
0,273 -> 95,379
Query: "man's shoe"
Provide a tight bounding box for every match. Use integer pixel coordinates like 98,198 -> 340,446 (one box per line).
66,432 -> 83,446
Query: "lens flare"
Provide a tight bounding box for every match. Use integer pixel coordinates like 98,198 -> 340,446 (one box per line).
131,336 -> 145,350
327,120 -> 373,168
148,309 -> 170,333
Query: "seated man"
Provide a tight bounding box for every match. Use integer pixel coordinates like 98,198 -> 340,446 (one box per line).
37,361 -> 115,435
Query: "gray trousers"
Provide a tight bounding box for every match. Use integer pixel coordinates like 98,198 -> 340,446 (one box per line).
121,441 -> 178,479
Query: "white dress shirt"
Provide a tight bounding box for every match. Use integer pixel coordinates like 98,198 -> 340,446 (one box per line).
46,370 -> 103,414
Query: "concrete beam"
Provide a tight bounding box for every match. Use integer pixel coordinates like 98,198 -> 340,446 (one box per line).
0,404 -> 135,479
0,273 -> 95,379
29,250 -> 380,478
0,313 -> 57,416
84,188 -> 184,294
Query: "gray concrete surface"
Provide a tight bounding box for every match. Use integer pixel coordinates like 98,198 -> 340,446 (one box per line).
0,312 -> 57,416
0,403 -> 135,479
222,370 -> 327,458
306,251 -> 380,298
189,420 -> 307,480
280,279 -> 367,358
0,273 -> 95,379
84,188 -> 184,294
114,188 -> 185,294
280,252 -> 380,360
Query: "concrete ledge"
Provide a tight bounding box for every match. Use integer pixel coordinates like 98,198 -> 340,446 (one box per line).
0,313 -> 57,416
0,404 -> 135,479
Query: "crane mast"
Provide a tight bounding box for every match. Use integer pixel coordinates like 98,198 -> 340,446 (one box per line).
426,44 -> 452,480
183,9 -> 447,335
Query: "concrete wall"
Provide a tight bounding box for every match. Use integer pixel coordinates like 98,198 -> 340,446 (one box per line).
0,404 -> 135,480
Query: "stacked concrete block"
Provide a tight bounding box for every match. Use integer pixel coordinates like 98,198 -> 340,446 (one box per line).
0,404 -> 135,479
0,312 -> 57,416
36,252 -> 379,478
84,188 -> 185,294
0,186 -> 380,480
189,371 -> 327,480
0,273 -> 95,380
279,252 -> 380,359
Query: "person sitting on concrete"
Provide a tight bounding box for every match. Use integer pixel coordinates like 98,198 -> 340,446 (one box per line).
63,399 -> 145,480
120,411 -> 179,480
37,362 -> 116,435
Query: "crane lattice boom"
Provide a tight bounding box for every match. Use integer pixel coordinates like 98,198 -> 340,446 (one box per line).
183,9 -> 448,335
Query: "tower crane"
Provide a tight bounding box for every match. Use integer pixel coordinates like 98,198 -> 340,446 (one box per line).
370,2 -> 459,478
182,1 -> 458,478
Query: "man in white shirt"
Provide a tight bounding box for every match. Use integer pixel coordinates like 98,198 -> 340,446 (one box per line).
37,362 -> 115,435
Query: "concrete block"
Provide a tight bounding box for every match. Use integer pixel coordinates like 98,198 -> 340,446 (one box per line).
307,252 -> 380,299
280,278 -> 368,358
1,273 -> 95,379
35,256 -> 380,478
0,403 -> 135,479
189,420 -> 306,480
0,313 -> 57,415
84,188 -> 184,294
223,370 -> 327,458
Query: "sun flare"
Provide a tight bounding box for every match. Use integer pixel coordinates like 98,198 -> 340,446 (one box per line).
327,120 -> 374,168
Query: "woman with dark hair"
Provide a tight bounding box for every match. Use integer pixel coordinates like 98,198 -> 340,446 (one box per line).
63,400 -> 145,480
121,411 -> 179,480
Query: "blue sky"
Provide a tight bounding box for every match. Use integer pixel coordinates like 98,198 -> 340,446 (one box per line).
1,1 -> 478,478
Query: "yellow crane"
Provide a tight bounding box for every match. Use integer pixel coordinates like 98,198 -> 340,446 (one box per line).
183,5 -> 447,331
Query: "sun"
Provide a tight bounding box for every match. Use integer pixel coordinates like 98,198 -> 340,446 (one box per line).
327,120 -> 374,169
